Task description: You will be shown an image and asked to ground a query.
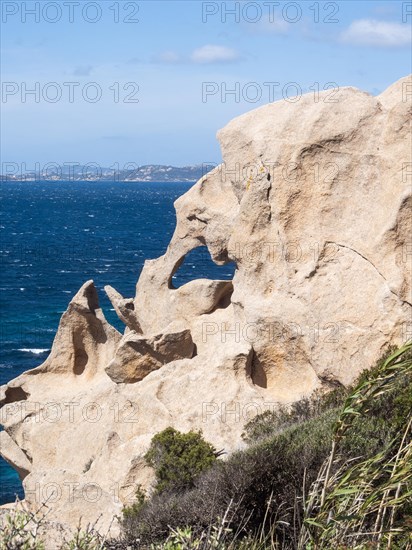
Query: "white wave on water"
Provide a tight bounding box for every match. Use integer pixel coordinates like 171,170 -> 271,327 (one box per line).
18,348 -> 50,355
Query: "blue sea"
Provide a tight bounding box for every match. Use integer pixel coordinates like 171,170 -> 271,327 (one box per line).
0,181 -> 235,504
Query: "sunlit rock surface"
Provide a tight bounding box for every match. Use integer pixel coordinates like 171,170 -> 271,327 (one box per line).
1,76 -> 411,540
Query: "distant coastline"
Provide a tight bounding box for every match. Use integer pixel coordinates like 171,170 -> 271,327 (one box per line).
0,164 -> 216,183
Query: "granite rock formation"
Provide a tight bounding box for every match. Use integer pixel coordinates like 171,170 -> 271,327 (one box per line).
1,76 -> 411,539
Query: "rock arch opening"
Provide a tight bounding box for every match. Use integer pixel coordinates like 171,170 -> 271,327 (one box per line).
170,246 -> 236,289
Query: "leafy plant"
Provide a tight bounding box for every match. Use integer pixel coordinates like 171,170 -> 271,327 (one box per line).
242,387 -> 345,444
144,427 -> 219,494
62,527 -> 104,550
122,485 -> 146,521
0,500 -> 46,550
61,515 -> 114,550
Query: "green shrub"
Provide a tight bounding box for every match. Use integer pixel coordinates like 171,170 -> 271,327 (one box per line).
242,387 -> 345,444
122,485 -> 146,522
144,427 -> 218,494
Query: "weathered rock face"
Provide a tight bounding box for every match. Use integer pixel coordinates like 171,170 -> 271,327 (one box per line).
105,326 -> 195,384
0,76 -> 411,540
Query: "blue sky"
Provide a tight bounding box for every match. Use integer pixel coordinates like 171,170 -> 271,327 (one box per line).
1,0 -> 411,168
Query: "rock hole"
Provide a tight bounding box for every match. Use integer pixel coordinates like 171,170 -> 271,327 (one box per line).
73,350 -> 88,375
248,353 -> 267,389
3,386 -> 29,404
170,246 -> 235,289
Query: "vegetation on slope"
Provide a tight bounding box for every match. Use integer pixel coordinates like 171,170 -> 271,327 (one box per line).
122,342 -> 412,549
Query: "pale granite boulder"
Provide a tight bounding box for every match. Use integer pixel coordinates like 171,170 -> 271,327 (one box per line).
0,76 -> 410,542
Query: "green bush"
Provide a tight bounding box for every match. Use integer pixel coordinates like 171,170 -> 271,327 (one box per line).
144,427 -> 218,494
242,387 -> 345,444
122,485 -> 146,522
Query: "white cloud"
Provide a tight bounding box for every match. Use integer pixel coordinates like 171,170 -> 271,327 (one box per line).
73,65 -> 93,76
341,19 -> 411,47
251,15 -> 289,34
190,45 -> 241,64
152,50 -> 181,64
149,45 -> 241,65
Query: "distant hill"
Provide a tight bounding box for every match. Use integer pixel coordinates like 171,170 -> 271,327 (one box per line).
1,164 -> 217,183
